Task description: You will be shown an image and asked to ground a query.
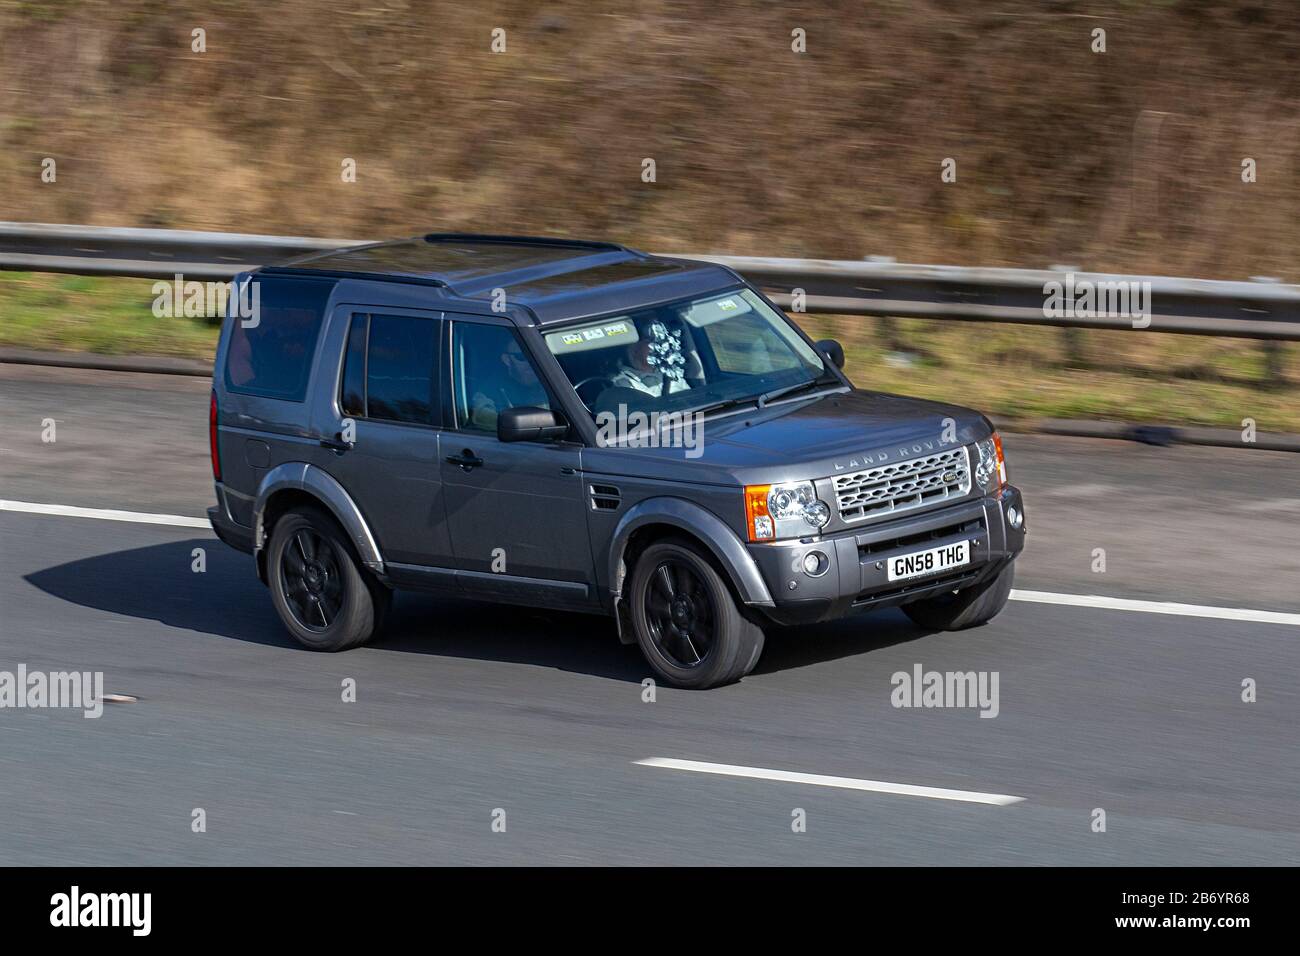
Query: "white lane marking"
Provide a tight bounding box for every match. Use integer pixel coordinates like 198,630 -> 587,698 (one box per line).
5,499 -> 1299,628
0,500 -> 209,529
1034,482 -> 1120,498
1234,498 -> 1300,513
1009,589 -> 1300,627
634,758 -> 1024,806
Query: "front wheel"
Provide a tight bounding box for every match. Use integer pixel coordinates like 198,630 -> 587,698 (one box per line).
902,560 -> 1015,631
267,506 -> 390,651
629,539 -> 765,689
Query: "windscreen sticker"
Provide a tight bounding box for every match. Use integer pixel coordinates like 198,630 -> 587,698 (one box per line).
546,318 -> 638,354
683,294 -> 753,327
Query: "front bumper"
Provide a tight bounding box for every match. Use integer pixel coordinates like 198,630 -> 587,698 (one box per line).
746,485 -> 1026,626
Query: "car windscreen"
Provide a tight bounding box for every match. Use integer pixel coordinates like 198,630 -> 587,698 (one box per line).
543,289 -> 825,419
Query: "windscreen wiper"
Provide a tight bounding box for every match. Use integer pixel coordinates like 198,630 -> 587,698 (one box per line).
689,395 -> 761,418
757,375 -> 841,408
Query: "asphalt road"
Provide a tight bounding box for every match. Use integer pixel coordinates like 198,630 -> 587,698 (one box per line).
1,364 -> 1298,865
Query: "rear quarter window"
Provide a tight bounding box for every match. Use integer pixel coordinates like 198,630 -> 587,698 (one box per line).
224,276 -> 335,401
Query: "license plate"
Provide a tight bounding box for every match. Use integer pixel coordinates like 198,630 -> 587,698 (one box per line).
886,540 -> 970,582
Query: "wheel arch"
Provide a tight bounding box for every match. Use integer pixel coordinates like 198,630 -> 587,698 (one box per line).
607,498 -> 773,644
253,463 -> 385,583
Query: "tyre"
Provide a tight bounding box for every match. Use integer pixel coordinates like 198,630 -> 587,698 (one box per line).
902,560 -> 1015,631
628,538 -> 765,689
267,506 -> 391,651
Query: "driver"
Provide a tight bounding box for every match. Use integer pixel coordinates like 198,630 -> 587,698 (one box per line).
609,320 -> 697,398
469,339 -> 551,430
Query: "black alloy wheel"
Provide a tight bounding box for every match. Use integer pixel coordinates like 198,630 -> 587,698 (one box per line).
643,556 -> 718,669
629,539 -> 766,689
279,527 -> 345,631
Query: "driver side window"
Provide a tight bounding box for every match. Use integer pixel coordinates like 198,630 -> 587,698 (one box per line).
451,323 -> 552,434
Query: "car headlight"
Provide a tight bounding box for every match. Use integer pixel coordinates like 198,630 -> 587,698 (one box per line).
974,433 -> 1007,494
744,481 -> 832,542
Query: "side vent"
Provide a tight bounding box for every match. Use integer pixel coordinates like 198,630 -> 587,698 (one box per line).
589,484 -> 622,511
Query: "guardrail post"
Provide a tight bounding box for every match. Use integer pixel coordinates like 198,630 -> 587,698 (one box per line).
1052,266 -> 1088,367
1060,328 -> 1087,367
860,257 -> 905,352
1252,277 -> 1286,387
876,315 -> 902,351
1261,341 -> 1285,386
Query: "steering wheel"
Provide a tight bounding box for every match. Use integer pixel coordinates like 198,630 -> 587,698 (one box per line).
572,375 -> 613,408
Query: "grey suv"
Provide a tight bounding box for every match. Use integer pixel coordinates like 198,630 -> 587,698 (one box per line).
208,234 -> 1026,688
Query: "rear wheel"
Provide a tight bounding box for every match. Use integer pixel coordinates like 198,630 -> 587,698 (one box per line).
629,539 -> 765,689
902,560 -> 1015,631
267,507 -> 390,651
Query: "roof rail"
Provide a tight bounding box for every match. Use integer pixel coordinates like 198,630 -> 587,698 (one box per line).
257,265 -> 448,288
421,233 -> 633,253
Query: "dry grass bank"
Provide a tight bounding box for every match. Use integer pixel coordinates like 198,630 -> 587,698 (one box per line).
1,0 -> 1297,278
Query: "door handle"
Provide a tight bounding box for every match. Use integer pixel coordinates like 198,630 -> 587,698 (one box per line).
446,449 -> 484,471
320,432 -> 354,453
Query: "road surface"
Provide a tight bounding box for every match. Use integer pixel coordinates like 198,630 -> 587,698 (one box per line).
1,363 -> 1297,864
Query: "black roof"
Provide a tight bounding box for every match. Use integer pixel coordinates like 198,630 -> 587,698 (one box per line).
260,233 -> 739,325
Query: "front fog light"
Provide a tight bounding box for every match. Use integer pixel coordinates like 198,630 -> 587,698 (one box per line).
802,550 -> 829,576
1008,505 -> 1023,529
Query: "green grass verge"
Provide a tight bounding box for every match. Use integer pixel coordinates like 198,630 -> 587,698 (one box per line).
0,272 -> 219,359
800,315 -> 1297,432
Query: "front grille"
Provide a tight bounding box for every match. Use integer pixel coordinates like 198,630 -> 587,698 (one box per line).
833,446 -> 971,523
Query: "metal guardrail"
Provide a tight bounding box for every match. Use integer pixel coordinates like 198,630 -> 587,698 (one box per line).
1,222 -> 1298,340
0,222 -> 357,280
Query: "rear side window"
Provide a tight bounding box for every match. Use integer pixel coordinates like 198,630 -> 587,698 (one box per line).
338,313 -> 438,426
224,276 -> 334,401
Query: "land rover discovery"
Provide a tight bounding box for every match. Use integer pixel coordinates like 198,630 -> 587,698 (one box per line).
208,234 -> 1026,688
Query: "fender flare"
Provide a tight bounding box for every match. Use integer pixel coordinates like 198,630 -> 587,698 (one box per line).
253,463 -> 385,576
607,497 -> 774,608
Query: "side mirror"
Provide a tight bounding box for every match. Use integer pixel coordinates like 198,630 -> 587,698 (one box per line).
815,338 -> 845,370
498,406 -> 568,443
